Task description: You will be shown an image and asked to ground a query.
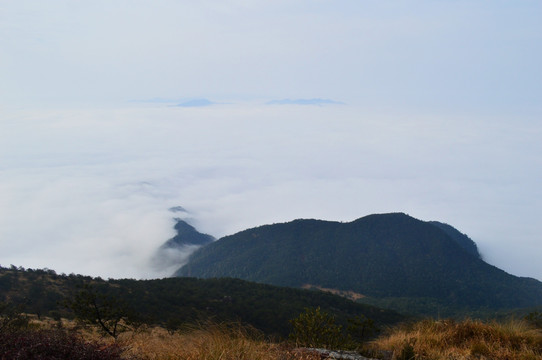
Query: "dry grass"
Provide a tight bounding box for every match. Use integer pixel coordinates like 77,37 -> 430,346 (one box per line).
370,318 -> 542,360
23,315 -> 542,359
25,318 -> 320,360
116,323 -> 322,360
301,284 -> 366,301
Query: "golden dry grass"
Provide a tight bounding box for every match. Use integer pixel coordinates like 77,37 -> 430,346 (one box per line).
25,318 -> 320,360
116,324 -> 323,360
24,315 -> 542,359
370,318 -> 542,360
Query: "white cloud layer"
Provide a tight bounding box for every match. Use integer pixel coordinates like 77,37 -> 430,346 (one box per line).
0,1 -> 541,280
1,104 -> 542,280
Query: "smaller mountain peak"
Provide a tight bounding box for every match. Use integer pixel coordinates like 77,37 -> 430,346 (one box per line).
266,98 -> 344,106
166,219 -> 215,248
151,219 -> 215,276
168,205 -> 188,213
352,212 -> 415,223
176,98 -> 216,107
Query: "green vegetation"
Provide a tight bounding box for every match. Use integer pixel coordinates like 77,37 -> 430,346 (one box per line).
525,311 -> 542,329
0,301 -> 28,332
289,307 -> 378,350
66,284 -> 135,338
429,220 -> 480,259
289,307 -> 344,349
177,213 -> 542,316
0,265 -> 404,338
2,277 -> 542,359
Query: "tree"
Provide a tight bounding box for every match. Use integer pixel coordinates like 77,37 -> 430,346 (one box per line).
525,311 -> 542,329
27,280 -> 47,319
289,307 -> 345,349
0,302 -> 28,333
66,284 -> 132,339
165,317 -> 183,335
347,314 -> 377,343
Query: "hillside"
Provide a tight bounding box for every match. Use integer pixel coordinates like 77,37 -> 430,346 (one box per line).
0,266 -> 405,337
176,213 -> 542,316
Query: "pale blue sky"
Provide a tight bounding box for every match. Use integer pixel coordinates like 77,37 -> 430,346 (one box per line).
2,1 -> 541,112
1,1 -> 541,279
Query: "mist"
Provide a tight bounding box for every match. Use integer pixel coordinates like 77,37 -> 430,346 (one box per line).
1,103 -> 541,280
1,1 -> 541,280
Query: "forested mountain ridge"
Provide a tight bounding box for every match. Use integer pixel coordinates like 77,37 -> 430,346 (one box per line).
0,265 -> 405,337
176,213 -> 542,316
428,220 -> 480,259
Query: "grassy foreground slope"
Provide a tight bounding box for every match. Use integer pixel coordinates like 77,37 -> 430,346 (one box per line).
3,310 -> 542,359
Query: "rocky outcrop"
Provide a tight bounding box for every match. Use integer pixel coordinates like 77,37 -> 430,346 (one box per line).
294,348 -> 389,360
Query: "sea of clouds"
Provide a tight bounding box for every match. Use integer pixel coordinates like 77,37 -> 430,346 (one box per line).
1,103 -> 541,280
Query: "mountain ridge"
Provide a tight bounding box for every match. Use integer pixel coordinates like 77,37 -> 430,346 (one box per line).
0,265 -> 406,337
175,213 -> 542,315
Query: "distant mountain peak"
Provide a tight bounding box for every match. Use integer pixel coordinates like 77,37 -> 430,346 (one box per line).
176,98 -> 216,107
266,98 -> 344,106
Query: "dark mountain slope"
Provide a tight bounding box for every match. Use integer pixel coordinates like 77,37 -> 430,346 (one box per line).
176,213 -> 542,312
429,221 -> 480,258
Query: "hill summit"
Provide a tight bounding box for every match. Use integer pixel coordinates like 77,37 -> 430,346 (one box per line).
175,213 -> 542,315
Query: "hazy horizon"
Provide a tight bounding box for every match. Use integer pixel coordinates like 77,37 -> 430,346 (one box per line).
1,1 -> 541,280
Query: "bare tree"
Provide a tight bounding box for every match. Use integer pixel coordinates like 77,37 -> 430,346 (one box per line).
66,284 -> 132,339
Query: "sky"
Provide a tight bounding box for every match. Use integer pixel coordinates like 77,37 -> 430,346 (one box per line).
1,1 -> 541,280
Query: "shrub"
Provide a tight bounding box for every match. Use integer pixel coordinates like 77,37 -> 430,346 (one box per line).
0,329 -> 129,360
347,314 -> 377,343
470,341 -> 491,357
66,284 -> 134,339
289,307 -> 345,349
0,302 -> 29,332
526,312 -> 542,329
397,341 -> 416,360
